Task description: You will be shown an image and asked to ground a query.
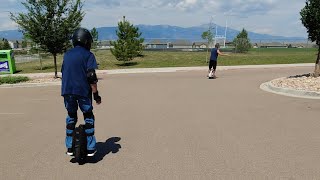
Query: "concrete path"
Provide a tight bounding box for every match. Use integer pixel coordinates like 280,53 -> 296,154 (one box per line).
0,63 -> 314,78
1,66 -> 320,179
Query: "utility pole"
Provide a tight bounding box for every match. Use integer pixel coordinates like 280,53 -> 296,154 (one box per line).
205,16 -> 215,63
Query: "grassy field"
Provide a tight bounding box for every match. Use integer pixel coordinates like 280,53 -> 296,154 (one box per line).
15,48 -> 318,74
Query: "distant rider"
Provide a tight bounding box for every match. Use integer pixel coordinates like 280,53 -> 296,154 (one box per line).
208,43 -> 228,78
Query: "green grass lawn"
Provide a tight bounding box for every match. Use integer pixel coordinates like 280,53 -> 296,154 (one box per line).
15,48 -> 318,74
0,76 -> 29,84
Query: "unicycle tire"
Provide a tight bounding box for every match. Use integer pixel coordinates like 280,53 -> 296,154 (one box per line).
73,125 -> 87,164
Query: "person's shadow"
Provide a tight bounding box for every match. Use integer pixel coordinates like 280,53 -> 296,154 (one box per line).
87,137 -> 122,164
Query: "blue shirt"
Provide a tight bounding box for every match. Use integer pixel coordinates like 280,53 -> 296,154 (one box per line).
210,48 -> 219,61
61,46 -> 98,97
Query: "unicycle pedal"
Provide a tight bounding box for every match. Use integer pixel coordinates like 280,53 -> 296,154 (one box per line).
72,124 -> 87,164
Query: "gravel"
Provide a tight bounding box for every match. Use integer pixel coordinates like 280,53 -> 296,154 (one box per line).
270,73 -> 320,92
27,77 -> 61,83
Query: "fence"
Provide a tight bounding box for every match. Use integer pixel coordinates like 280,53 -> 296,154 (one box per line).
96,38 -> 316,52
14,54 -> 41,63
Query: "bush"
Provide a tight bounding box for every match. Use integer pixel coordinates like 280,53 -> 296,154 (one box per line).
233,28 -> 251,53
0,76 -> 30,84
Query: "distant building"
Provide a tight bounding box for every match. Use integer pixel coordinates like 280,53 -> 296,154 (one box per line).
7,40 -> 30,49
145,40 -> 170,49
192,42 -> 208,49
7,40 -> 22,49
171,40 -> 192,49
97,40 -> 114,49
259,42 -> 288,48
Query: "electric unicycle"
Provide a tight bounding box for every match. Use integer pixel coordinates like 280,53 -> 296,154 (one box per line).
72,124 -> 87,164
208,69 -> 216,79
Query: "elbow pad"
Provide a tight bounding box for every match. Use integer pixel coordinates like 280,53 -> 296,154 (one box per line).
87,69 -> 98,84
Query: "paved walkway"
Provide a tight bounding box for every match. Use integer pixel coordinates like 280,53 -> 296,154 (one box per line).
1,66 -> 320,179
0,63 -> 314,78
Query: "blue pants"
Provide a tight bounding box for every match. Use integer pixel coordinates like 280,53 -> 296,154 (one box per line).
64,95 -> 96,151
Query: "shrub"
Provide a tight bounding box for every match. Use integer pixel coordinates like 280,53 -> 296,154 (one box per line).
0,76 -> 30,84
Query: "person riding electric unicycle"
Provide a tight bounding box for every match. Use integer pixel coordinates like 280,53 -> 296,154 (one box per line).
208,43 -> 228,79
61,27 -> 102,158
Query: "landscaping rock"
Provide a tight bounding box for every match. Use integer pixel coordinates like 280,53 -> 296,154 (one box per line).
270,73 -> 320,92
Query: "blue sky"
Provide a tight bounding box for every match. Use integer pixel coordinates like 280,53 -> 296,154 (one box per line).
0,0 -> 308,37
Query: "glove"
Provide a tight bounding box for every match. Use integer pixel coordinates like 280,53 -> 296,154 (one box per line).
93,91 -> 102,104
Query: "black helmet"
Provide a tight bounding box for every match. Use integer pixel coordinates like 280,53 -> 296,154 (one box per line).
72,27 -> 93,50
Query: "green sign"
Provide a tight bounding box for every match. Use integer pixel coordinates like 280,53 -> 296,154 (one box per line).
0,50 -> 16,74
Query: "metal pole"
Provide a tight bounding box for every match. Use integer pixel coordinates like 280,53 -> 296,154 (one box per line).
224,19 -> 227,48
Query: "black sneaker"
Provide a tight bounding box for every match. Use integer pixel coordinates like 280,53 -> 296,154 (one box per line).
87,149 -> 97,157
66,148 -> 73,156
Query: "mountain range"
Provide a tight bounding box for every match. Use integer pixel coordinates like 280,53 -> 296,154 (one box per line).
0,24 -> 307,43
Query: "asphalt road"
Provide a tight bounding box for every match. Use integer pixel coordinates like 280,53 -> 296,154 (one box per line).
1,67 -> 320,180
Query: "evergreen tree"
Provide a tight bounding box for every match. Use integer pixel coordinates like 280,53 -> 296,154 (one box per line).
110,16 -> 144,64
300,0 -> 320,76
91,27 -> 99,49
233,28 -> 251,53
10,0 -> 84,77
2,39 -> 11,50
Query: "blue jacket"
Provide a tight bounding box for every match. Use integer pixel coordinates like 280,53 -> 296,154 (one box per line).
61,46 -> 98,97
210,48 -> 219,61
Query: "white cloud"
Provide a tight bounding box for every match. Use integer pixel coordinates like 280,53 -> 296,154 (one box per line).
85,0 -> 120,8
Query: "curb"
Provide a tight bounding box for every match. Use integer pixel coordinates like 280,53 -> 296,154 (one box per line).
99,63 -> 314,74
0,63 -> 314,78
260,80 -> 320,100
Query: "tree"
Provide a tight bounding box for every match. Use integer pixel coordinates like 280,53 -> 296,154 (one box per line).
300,0 -> 320,77
201,30 -> 214,48
10,0 -> 84,78
21,39 -> 28,49
110,16 -> 144,64
15,40 -> 20,48
233,28 -> 251,53
90,27 -> 99,49
21,33 -> 31,49
201,30 -> 214,63
2,39 -> 11,50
